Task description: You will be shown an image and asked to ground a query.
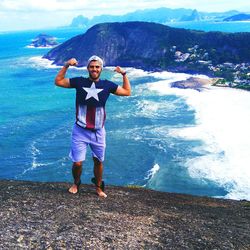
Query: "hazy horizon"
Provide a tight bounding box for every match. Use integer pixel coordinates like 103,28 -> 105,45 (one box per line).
0,0 -> 249,32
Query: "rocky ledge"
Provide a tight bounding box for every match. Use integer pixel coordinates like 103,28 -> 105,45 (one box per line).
0,180 -> 249,249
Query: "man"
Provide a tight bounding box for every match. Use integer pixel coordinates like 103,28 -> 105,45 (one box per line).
55,55 -> 131,198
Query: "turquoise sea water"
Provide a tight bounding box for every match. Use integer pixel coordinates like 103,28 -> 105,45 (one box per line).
1,23 -> 250,200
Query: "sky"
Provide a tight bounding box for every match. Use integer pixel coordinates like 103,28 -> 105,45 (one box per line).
0,0 -> 249,31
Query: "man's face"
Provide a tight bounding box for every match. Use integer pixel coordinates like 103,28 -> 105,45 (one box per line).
87,60 -> 102,80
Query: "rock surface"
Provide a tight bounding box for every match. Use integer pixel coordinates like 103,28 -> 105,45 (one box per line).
0,180 -> 249,249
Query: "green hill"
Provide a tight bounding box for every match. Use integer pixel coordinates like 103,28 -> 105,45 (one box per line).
44,21 -> 250,73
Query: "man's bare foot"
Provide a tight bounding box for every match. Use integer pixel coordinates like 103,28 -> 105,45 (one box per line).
68,184 -> 79,194
96,187 -> 107,198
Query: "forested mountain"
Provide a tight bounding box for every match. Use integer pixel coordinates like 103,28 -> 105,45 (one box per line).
45,21 -> 250,71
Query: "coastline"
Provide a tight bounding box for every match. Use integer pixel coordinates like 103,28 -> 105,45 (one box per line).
33,55 -> 249,92
1,180 -> 250,249
170,75 -> 250,92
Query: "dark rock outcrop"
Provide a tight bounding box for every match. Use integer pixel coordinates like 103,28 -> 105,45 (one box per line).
29,34 -> 58,48
0,180 -> 250,249
43,22 -> 250,70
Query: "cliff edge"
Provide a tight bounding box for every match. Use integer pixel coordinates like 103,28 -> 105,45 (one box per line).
0,180 -> 249,249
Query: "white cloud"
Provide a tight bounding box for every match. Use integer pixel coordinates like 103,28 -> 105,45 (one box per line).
1,0 -> 249,13
0,0 -> 87,12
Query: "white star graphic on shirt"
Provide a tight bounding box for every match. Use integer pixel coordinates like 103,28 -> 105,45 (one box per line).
82,82 -> 103,101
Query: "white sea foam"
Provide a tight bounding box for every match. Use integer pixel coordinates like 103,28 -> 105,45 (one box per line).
26,45 -> 55,49
184,87 -> 250,200
145,73 -> 250,200
107,67 -> 151,81
135,99 -> 178,119
149,71 -> 191,80
20,128 -> 67,176
108,67 -> 192,81
27,56 -> 87,70
144,164 -> 160,180
21,141 -> 45,175
30,141 -> 50,169
28,56 -> 60,69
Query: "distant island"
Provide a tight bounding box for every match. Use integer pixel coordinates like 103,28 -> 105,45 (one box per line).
44,21 -> 250,89
180,9 -> 201,22
29,34 -> 58,48
223,13 -> 250,22
69,7 -> 240,29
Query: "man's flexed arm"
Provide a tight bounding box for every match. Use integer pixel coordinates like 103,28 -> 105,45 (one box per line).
114,66 -> 131,96
55,58 -> 78,88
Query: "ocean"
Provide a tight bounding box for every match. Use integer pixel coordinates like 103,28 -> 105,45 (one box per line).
1,22 -> 250,200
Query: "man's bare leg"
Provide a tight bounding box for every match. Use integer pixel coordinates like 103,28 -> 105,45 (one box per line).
93,157 -> 107,198
68,161 -> 82,194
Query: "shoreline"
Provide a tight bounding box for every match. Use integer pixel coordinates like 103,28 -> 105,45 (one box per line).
170,75 -> 250,92
34,56 -> 249,91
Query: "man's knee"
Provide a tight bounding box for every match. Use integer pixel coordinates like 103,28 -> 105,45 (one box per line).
73,161 -> 82,168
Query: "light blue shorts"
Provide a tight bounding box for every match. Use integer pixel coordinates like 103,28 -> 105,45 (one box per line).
69,124 -> 106,163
